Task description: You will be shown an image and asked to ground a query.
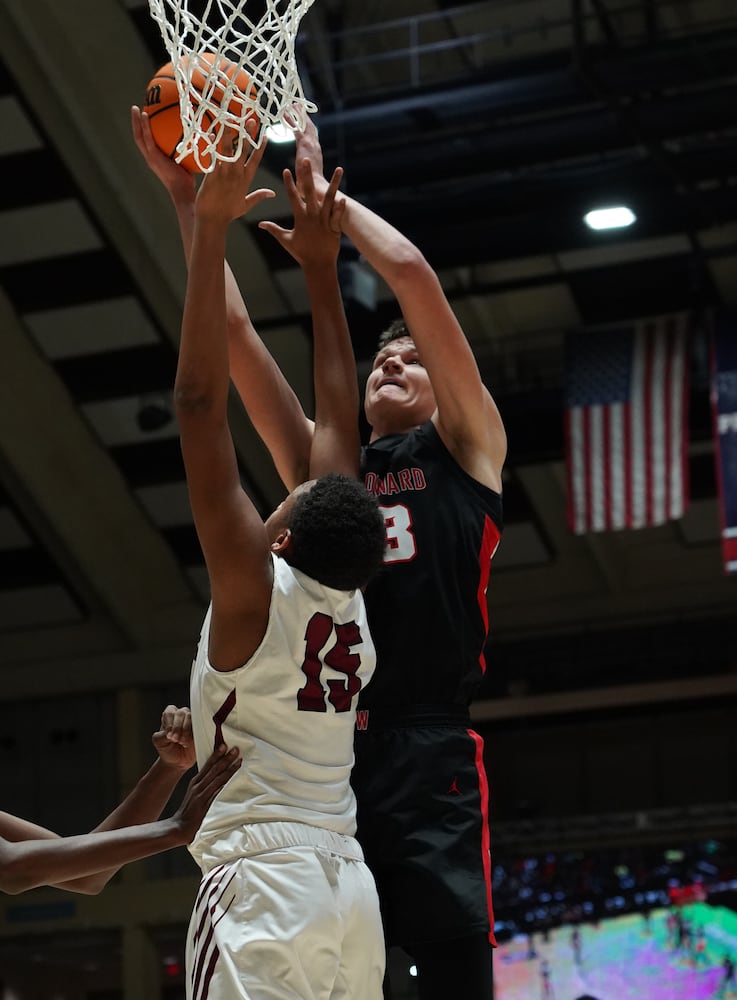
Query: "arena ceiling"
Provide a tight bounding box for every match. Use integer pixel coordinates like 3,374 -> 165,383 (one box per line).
0,0 -> 736,707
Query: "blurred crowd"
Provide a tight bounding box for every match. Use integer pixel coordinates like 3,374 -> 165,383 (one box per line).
492,837 -> 737,940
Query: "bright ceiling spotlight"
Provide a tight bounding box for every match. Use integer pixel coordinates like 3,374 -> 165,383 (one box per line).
584,205 -> 636,230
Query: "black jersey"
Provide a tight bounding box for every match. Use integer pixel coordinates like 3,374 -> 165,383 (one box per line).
359,420 -> 503,714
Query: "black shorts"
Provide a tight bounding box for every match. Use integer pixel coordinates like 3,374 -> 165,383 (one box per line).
351,707 -> 496,948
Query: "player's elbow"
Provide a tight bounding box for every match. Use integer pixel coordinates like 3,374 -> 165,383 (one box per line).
0,879 -> 28,895
173,381 -> 216,416
61,875 -> 110,895
225,306 -> 252,341
388,245 -> 435,290
0,866 -> 107,896
0,858 -> 36,894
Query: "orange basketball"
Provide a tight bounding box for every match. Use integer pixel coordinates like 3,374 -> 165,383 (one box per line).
143,53 -> 257,173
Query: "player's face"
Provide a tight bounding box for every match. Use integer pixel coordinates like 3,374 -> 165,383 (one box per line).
263,480 -> 315,543
364,337 -> 436,433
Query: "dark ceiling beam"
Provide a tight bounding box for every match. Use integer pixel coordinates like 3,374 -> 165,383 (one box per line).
308,89 -> 737,198
315,71 -> 576,130
311,27 -> 737,135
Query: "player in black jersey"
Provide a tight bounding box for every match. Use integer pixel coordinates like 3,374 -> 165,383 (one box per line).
256,136 -> 505,998
282,123 -> 507,1000
134,107 -> 507,999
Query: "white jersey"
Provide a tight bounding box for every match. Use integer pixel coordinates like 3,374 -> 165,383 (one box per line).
189,554 -> 375,870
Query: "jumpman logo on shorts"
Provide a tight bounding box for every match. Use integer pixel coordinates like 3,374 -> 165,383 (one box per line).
447,776 -> 461,795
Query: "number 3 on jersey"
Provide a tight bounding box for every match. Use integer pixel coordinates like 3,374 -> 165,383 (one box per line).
380,503 -> 417,563
297,612 -> 363,713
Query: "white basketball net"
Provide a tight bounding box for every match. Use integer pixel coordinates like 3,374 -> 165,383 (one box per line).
147,0 -> 318,171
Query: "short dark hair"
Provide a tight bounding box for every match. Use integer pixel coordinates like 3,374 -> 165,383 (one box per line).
375,318 -> 410,353
286,474 -> 386,590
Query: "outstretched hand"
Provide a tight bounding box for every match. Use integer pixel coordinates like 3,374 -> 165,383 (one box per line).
172,744 -> 241,842
258,160 -> 345,269
131,105 -> 196,206
195,123 -> 275,224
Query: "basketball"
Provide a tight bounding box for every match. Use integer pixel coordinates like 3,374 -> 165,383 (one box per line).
143,53 -> 257,173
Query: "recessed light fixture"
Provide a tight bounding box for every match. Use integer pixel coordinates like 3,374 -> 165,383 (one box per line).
584,206 -> 637,230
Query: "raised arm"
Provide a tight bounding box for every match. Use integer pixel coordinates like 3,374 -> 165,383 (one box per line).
295,122 -> 506,493
174,133 -> 278,667
132,106 -> 313,490
259,159 -> 359,478
0,743 -> 240,895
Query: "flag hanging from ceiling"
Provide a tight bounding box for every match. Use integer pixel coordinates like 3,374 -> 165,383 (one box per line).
711,314 -> 737,574
564,315 -> 690,534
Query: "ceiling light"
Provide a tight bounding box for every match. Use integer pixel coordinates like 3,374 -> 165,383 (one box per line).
584,206 -> 636,230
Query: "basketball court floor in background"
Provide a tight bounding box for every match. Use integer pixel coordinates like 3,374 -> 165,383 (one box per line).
494,904 -> 737,1000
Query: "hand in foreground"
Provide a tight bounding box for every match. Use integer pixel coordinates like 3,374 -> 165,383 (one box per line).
131,104 -> 196,206
194,122 -> 275,225
258,160 -> 345,269
152,704 -> 196,772
172,744 -> 241,843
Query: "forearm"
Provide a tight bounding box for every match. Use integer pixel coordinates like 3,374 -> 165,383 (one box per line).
172,193 -> 262,393
92,758 -> 185,834
173,197 -> 255,343
0,820 -> 182,896
304,263 -> 360,477
339,194 -> 507,477
174,191 -> 312,488
172,195 -> 196,268
59,758 -> 187,892
337,196 -> 462,381
338,197 -> 425,293
175,216 -> 230,414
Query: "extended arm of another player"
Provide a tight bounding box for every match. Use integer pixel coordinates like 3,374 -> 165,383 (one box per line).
65,705 -> 198,892
340,201 -> 506,486
0,706 -> 198,894
131,106 -> 314,491
260,160 -> 359,478
93,705 -> 194,832
0,744 -> 240,895
295,123 -> 506,489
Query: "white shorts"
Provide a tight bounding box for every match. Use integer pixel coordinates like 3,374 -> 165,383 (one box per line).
186,821 -> 385,1000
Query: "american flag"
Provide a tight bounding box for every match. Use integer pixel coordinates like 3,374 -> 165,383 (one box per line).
564,315 -> 690,534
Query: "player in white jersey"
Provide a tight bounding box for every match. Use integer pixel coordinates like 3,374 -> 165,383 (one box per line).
172,123 -> 387,1000
190,562 -> 374,849
188,562 -> 380,1000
